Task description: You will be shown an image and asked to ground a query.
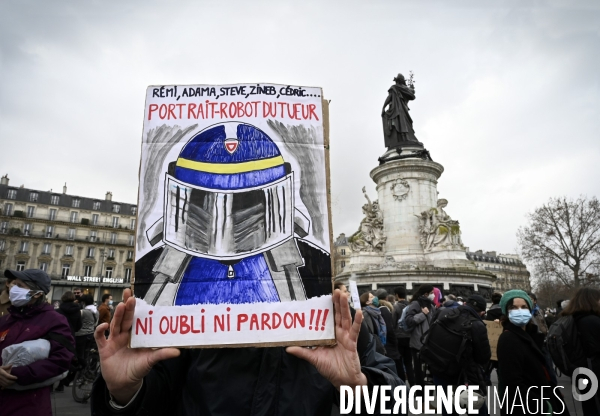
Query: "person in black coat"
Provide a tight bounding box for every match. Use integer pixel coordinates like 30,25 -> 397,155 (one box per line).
56,291 -> 83,335
91,289 -> 403,415
560,287 -> 600,416
497,290 -> 569,416
484,292 -> 503,321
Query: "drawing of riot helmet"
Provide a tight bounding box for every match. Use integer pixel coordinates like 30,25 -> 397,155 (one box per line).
143,122 -> 311,306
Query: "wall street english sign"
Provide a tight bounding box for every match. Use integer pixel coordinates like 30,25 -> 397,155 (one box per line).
66,276 -> 125,284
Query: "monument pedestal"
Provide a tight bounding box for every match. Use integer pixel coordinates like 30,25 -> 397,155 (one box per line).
340,151 -> 496,300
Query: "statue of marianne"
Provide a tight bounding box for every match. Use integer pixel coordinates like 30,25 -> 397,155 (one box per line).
381,73 -> 421,149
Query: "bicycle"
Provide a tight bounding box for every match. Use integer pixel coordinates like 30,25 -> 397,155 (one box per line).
72,346 -> 101,403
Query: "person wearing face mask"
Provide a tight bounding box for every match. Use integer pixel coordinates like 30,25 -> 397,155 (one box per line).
0,269 -> 74,416
404,284 -> 435,394
360,292 -> 387,355
496,290 -> 569,416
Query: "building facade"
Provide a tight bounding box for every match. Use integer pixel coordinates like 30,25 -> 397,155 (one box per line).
333,233 -> 351,276
466,250 -> 531,292
0,175 -> 136,303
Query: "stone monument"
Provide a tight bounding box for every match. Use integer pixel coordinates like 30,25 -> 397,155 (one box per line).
337,72 -> 496,300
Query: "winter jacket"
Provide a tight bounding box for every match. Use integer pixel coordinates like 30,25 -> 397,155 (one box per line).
456,305 -> 491,386
57,300 -> 83,336
91,313 -> 403,416
379,306 -> 400,360
362,306 -> 387,355
404,297 -> 434,350
484,304 -> 502,321
76,308 -> 97,336
531,306 -> 549,335
98,303 -> 111,326
575,312 -> 600,381
391,300 -> 411,339
497,321 -> 568,416
0,303 -> 74,416
431,299 -> 459,322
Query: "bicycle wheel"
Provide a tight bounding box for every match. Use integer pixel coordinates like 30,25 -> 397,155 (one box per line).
72,354 -> 100,403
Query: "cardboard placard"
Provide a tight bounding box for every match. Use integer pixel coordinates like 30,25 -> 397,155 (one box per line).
484,320 -> 503,361
131,83 -> 334,348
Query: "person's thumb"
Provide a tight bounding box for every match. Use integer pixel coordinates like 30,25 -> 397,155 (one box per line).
147,348 -> 180,368
285,346 -> 315,365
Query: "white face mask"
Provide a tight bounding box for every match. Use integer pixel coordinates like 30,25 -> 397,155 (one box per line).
427,293 -> 435,301
9,285 -> 34,307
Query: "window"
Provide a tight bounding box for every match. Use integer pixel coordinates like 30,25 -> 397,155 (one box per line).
92,214 -> 99,225
341,249 -> 346,255
16,261 -> 25,271
65,245 -> 73,256
49,209 -> 57,221
50,195 -> 59,205
93,201 -> 101,210
29,192 -> 38,202
23,223 -> 31,236
40,262 -> 48,272
4,203 -> 13,216
110,232 -> 117,244
42,243 -> 52,254
341,261 -> 346,268
62,263 -> 71,277
0,240 -> 5,251
112,217 -> 119,228
127,250 -> 134,260
105,267 -> 113,278
20,241 -> 29,253
87,247 -> 95,258
84,265 -> 93,277
125,268 -> 132,283
0,222 -> 7,233
27,206 -> 35,218
128,235 -> 134,246
7,189 -> 16,200
68,228 -> 75,240
108,248 -> 115,259
90,230 -> 97,242
70,211 -> 78,223
112,204 -> 120,213
131,207 -> 137,215
130,218 -> 136,230
72,198 -> 81,208
46,225 -> 54,238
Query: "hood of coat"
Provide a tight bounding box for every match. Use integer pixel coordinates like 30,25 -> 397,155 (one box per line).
7,302 -> 54,319
59,301 -> 81,315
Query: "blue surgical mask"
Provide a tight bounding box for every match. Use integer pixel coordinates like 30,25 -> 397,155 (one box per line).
371,297 -> 380,307
108,300 -> 113,306
509,309 -> 532,327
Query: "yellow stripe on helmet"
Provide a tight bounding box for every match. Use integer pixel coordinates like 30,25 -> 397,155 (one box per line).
176,155 -> 285,174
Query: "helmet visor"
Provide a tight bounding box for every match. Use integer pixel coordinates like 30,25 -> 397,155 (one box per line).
163,173 -> 294,260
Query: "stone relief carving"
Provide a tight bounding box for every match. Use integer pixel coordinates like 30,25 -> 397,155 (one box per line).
416,198 -> 464,252
349,187 -> 386,252
367,256 -> 418,271
390,179 -> 410,201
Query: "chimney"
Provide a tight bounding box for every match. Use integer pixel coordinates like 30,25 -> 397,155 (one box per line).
105,192 -> 113,201
0,175 -> 8,186
63,183 -> 67,194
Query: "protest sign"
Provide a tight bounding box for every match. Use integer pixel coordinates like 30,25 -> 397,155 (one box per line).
131,83 -> 334,348
483,320 -> 503,361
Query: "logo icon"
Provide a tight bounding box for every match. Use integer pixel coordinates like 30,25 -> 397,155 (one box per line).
572,367 -> 598,402
224,139 -> 239,154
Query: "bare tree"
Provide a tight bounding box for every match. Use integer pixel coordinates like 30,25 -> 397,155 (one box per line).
517,196 -> 600,289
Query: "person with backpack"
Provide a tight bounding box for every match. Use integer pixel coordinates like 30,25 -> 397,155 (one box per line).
360,292 -> 387,355
403,284 -> 435,393
421,294 -> 491,415
373,290 -> 401,365
497,290 -> 568,415
392,286 -> 415,387
555,287 -> 600,415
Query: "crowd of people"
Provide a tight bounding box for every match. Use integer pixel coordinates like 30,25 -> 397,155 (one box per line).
0,268 -> 598,415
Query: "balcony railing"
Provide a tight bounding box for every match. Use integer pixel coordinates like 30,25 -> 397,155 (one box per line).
0,211 -> 135,229
0,229 -> 134,246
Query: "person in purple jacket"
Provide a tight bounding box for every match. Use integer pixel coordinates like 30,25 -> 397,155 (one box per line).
0,269 -> 74,416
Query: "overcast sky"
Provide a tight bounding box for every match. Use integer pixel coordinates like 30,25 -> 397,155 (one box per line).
1,0 -> 598,260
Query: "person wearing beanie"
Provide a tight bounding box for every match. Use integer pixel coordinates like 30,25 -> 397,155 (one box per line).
0,269 -> 74,416
496,290 -> 568,415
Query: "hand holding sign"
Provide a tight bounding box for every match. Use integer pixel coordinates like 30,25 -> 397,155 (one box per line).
286,290 -> 368,390
95,289 -> 180,405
